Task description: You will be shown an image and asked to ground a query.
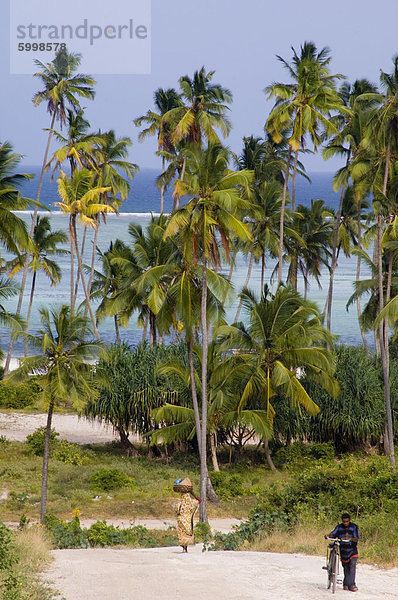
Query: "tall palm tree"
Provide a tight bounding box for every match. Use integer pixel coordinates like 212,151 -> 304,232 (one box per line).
82,130 -> 138,307
55,168 -> 113,339
4,49 -> 96,374
134,88 -> 181,212
8,305 -> 100,522
0,142 -> 33,260
217,285 -> 338,469
283,199 -> 333,295
151,335 -> 272,472
89,240 -> 130,344
164,144 -> 253,520
8,216 -> 68,356
353,59 -> 398,469
265,41 -> 347,283
163,67 -> 232,147
46,109 -> 100,176
323,79 -> 378,332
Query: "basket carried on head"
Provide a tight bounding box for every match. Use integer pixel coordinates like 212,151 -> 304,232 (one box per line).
173,477 -> 193,493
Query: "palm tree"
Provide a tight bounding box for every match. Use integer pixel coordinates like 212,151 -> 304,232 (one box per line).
164,144 -> 253,520
4,49 -> 96,374
217,285 -> 338,469
323,79 -> 378,332
0,278 -> 25,358
265,41 -> 347,283
8,305 -> 100,522
82,130 -> 138,306
55,168 -> 114,339
0,142 -> 33,260
283,199 -> 333,295
46,109 -> 100,176
8,216 -> 68,356
151,335 -> 272,472
135,88 -> 181,212
89,240 -> 130,344
163,67 -> 232,147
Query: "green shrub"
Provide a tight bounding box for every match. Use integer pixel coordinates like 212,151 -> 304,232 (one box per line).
274,441 -> 335,468
194,521 -> 211,542
25,427 -> 60,456
208,471 -> 245,499
45,515 -> 89,549
90,468 -> 135,492
55,441 -> 88,466
209,455 -> 398,551
0,435 -> 10,447
44,515 -> 178,549
0,380 -> 41,409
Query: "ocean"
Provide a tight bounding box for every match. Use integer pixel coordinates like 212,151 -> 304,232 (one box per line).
2,168 -> 371,356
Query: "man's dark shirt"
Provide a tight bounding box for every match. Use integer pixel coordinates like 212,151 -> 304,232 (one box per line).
329,522 -> 359,562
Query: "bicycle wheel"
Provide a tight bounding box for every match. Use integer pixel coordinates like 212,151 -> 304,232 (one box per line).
327,548 -> 335,590
331,551 -> 339,594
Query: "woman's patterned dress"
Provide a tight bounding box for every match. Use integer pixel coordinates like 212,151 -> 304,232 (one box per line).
176,493 -> 199,546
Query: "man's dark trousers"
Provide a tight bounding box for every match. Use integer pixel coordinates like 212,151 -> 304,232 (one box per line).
342,557 -> 357,588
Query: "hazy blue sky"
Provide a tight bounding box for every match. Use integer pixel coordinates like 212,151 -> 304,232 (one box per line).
1,0 -> 398,172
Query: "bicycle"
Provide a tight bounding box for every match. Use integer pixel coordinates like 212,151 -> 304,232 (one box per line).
323,537 -> 351,593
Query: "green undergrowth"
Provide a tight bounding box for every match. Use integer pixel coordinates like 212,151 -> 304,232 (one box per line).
0,521 -> 56,600
205,453 -> 398,567
45,513 -> 178,549
0,438 -> 271,521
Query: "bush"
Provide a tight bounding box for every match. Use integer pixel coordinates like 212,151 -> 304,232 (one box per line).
274,441 -> 335,468
55,440 -> 88,466
0,380 -> 41,409
209,455 -> 398,552
208,471 -> 245,499
45,514 -> 89,549
25,427 -> 59,456
90,468 -> 135,492
44,515 -> 178,549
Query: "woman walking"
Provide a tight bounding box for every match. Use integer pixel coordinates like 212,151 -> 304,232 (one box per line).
173,477 -> 201,552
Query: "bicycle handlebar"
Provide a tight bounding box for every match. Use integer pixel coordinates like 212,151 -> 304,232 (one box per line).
326,537 -> 351,542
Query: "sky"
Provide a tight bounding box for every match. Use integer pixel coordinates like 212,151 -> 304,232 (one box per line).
1,0 -> 398,172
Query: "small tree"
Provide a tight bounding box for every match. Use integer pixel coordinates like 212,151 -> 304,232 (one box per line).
8,305 -> 100,523
85,342 -> 182,455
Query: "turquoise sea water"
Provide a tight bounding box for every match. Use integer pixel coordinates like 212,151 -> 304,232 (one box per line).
3,169 -> 371,355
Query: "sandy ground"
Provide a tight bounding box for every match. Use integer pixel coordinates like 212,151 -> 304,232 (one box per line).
0,412 -> 120,444
44,545 -> 398,600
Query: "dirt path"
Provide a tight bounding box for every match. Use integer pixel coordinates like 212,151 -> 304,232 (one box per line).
0,412 -> 121,444
44,545 -> 398,600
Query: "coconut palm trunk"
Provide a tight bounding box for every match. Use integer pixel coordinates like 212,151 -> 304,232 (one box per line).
4,113 -> 56,375
324,185 -> 346,331
69,218 -> 76,310
24,272 -> 37,357
114,316 -> 121,344
160,155 -> 165,214
187,338 -> 203,457
277,147 -> 292,284
234,252 -> 254,322
71,216 -> 101,341
291,149 -> 299,211
40,396 -> 54,523
356,200 -> 370,355
200,255 -> 209,522
210,433 -> 219,472
378,131 -> 395,471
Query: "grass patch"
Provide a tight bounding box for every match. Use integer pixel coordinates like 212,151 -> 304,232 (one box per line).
0,440 -> 273,522
0,522 -> 57,600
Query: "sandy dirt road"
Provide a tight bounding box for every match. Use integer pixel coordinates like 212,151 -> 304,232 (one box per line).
44,545 -> 398,600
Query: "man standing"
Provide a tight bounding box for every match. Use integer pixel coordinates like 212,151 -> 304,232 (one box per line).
325,513 -> 359,592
